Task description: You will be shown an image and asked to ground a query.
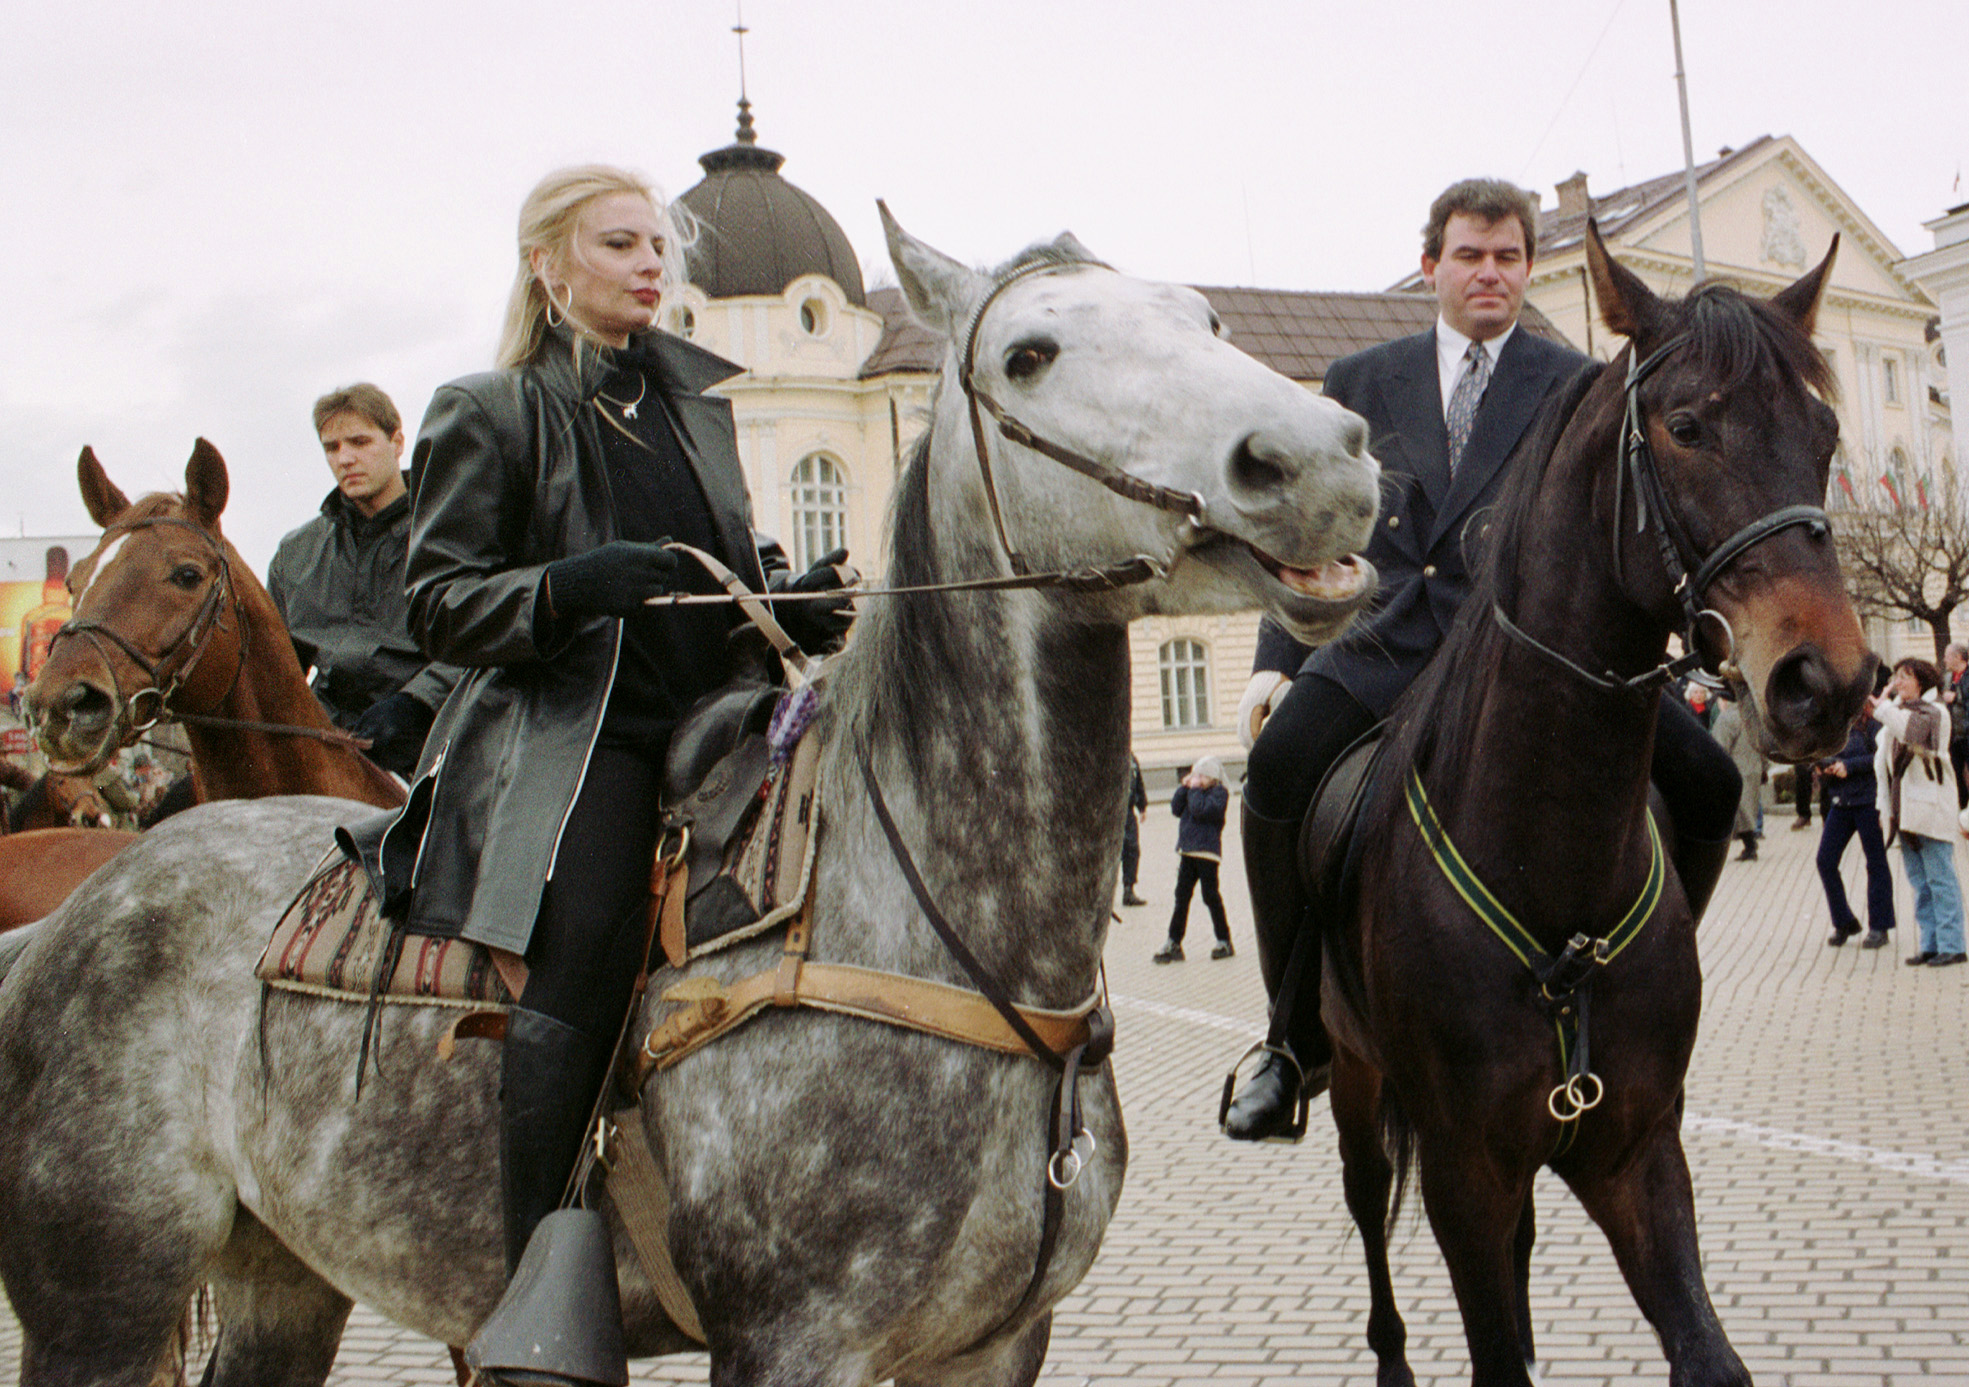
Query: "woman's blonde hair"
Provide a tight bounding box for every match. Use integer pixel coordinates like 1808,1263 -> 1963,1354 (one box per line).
495,164 -> 695,368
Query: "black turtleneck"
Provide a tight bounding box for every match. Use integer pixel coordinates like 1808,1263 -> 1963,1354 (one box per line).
592,348 -> 740,750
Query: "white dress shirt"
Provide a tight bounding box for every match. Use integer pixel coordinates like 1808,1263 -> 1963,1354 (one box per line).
1435,317 -> 1517,422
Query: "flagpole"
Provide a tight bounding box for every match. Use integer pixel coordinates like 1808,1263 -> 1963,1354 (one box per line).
1669,0 -> 1706,284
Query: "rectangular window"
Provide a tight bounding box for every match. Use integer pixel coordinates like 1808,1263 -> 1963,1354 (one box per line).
1883,355 -> 1901,406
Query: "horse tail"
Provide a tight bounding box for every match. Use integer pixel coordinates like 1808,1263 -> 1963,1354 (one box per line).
1380,1086 -> 1417,1236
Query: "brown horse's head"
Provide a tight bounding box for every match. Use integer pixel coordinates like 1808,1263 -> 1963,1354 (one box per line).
1585,222 -> 1872,762
27,440 -> 246,775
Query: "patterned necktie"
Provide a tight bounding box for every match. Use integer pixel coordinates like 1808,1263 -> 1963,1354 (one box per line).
1446,339 -> 1492,475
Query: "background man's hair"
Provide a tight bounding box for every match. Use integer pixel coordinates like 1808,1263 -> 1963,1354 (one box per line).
1423,178 -> 1541,266
313,383 -> 402,438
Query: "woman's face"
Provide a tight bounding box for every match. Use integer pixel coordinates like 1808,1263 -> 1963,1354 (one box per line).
537,191 -> 667,348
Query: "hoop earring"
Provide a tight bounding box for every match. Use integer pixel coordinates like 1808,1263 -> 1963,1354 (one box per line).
543,281 -> 571,328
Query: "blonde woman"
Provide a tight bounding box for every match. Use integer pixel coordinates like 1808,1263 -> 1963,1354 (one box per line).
378,166 -> 851,1293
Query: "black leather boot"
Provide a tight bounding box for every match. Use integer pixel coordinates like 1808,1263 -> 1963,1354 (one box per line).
1674,832 -> 1735,924
498,1007 -> 613,1276
1221,803 -> 1331,1142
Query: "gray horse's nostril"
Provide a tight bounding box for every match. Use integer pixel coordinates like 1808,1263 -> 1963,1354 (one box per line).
1343,416 -> 1368,457
1227,435 -> 1290,497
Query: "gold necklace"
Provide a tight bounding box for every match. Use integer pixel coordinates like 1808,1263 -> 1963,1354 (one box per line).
596,372 -> 648,420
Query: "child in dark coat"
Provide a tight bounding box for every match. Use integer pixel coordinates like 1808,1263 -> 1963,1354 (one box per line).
1154,755 -> 1234,962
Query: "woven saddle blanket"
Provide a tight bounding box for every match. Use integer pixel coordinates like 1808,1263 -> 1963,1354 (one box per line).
256,726 -> 822,1009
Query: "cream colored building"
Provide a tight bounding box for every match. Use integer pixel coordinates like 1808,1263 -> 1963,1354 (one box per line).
674,112 -> 1950,774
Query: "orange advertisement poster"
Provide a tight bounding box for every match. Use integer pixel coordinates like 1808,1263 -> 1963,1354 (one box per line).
0,538 -> 98,691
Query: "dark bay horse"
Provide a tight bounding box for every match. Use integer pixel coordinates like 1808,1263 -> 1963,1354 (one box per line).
0,211 -> 1380,1387
29,440 -> 405,811
1324,224 -> 1870,1386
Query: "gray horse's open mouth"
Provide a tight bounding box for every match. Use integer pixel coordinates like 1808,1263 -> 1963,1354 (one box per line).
1247,546 -> 1371,604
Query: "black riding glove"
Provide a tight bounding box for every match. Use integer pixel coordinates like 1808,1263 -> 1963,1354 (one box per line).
351,691 -> 435,779
769,548 -> 857,655
545,540 -> 682,620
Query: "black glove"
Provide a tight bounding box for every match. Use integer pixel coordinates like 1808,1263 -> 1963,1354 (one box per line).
545,540 -> 682,619
770,548 -> 856,654
351,691 -> 435,778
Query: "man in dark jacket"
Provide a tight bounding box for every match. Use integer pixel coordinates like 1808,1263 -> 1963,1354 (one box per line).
267,384 -> 462,777
1815,708 -> 1895,947
1223,178 -> 1740,1141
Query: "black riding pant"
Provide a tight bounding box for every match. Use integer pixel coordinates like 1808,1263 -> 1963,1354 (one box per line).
521,740 -> 666,1040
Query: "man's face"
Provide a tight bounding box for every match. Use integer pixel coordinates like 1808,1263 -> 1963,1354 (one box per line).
319,411 -> 406,517
1947,649 -> 1965,676
1423,212 -> 1530,343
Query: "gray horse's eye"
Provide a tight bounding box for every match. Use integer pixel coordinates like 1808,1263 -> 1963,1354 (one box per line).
1005,339 -> 1059,382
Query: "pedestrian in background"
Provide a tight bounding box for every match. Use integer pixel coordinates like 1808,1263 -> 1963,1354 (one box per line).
1120,753 -> 1148,907
1872,657 -> 1966,966
1944,642 -> 1969,810
1816,708 -> 1894,948
1711,691 -> 1765,860
1154,755 -> 1234,963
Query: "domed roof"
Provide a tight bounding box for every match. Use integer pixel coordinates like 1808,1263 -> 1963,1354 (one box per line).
677,100 -> 866,308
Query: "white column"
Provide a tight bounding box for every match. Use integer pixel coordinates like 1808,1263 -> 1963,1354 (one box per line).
1900,206 -> 1969,496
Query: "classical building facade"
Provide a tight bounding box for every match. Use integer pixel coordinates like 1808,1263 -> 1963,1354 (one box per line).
674,113 -> 1949,770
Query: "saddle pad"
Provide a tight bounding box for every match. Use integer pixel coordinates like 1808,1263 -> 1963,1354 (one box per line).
256,852 -> 513,1009
681,728 -> 822,961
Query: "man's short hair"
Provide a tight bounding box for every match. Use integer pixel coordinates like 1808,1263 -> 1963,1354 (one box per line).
1895,656 -> 1942,694
1422,179 -> 1541,267
1947,641 -> 1968,663
313,383 -> 402,439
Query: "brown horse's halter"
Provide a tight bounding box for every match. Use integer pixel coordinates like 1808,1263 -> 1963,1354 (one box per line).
1494,334 -> 1833,697
44,516 -> 365,774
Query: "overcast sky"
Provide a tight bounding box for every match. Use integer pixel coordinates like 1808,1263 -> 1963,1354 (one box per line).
5,0 -> 1965,573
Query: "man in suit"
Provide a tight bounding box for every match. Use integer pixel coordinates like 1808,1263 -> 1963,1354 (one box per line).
1222,178 -> 1739,1140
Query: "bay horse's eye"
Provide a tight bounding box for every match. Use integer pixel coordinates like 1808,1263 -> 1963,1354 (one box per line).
1005,340 -> 1059,382
1666,416 -> 1704,449
169,564 -> 204,590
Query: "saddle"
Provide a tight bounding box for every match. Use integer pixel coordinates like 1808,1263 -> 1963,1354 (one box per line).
1299,727 -> 1387,907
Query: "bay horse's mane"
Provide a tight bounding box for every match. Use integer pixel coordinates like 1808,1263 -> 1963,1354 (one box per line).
1373,281 -> 1837,800
827,237 -> 1107,778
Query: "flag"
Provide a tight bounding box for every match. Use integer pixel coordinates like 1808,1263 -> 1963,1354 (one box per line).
1880,472 -> 1901,507
1835,467 -> 1857,505
1917,475 -> 1930,509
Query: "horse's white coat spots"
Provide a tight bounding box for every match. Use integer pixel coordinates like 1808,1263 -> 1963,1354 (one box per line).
78,533 -> 127,602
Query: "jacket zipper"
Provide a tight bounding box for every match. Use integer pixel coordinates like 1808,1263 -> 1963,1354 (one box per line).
545,618 -> 622,880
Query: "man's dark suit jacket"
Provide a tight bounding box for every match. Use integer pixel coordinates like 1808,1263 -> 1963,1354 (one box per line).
1254,325 -> 1591,717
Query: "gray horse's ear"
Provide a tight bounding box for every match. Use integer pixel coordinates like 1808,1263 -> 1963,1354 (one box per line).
184,438 -> 230,530
1771,235 -> 1838,335
1051,230 -> 1098,263
1585,218 -> 1665,343
77,447 -> 132,528
880,201 -> 983,340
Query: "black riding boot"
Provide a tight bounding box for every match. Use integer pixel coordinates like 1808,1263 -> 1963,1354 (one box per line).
498,1007 -> 613,1275
1675,832 -> 1735,925
1221,803 -> 1331,1142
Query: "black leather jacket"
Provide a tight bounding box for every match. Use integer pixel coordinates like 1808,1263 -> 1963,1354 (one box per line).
375,329 -> 771,950
267,483 -> 462,723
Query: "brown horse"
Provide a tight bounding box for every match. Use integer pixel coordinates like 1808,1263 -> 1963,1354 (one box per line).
1322,225 -> 1870,1386
4,441 -> 404,931
27,440 -> 404,810
0,764 -> 119,832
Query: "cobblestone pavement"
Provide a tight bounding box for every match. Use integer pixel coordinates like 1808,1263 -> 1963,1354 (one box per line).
2,801 -> 1964,1384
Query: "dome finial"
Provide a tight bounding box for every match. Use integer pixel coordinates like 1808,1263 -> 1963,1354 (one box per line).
736,95 -> 756,146
732,0 -> 753,144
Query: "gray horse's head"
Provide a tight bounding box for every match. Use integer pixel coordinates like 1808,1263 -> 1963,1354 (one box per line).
881,204 -> 1379,645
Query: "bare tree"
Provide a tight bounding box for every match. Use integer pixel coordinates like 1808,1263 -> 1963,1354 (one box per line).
1831,469 -> 1969,664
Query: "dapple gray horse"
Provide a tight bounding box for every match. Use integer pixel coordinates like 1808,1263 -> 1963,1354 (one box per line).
0,210 -> 1379,1387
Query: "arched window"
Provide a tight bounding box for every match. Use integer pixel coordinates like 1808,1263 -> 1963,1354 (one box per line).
1158,638 -> 1212,729
789,454 -> 848,570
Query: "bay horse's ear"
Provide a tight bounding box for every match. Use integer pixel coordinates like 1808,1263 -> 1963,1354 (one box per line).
1771,235 -> 1838,335
77,447 -> 132,528
880,200 -> 986,341
184,438 -> 230,530
1584,218 -> 1665,344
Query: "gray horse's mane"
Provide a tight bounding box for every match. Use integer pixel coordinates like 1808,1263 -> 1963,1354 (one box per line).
986,238 -> 1100,280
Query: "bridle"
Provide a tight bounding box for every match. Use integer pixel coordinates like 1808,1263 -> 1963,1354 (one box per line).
1494,333 -> 1831,697
44,516 -> 245,772
41,515 -> 367,774
957,258 -> 1211,584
